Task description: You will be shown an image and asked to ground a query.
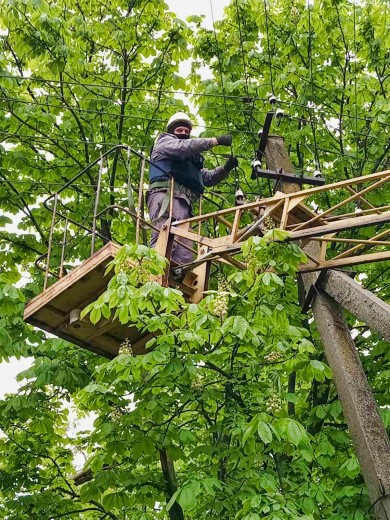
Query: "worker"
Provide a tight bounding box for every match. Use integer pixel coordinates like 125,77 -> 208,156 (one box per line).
147,112 -> 238,266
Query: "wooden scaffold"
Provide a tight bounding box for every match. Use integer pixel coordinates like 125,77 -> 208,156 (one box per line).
23,124 -> 390,518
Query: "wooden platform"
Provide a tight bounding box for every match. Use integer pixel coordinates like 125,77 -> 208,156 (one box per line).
24,241 -> 200,358
24,242 -> 154,359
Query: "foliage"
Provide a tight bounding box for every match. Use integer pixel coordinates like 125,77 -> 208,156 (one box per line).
0,0 -> 389,518
0,239 -> 373,519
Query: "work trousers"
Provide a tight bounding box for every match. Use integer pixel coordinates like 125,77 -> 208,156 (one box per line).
147,190 -> 194,265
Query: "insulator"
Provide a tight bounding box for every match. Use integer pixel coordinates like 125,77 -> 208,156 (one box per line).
269,94 -> 277,105
69,308 -> 81,325
313,170 -> 323,178
275,108 -> 284,120
235,189 -> 245,206
252,159 -> 262,171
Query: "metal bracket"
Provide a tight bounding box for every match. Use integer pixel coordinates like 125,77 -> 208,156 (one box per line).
252,110 -> 325,188
255,111 -> 274,164
301,269 -> 356,313
252,164 -> 325,187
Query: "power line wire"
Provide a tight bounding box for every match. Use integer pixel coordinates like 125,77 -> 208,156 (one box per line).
0,134 -> 384,169
2,96 -> 387,139
353,0 -> 359,175
1,73 -> 267,100
0,95 -> 269,118
2,76 -> 389,128
307,1 -> 321,173
209,0 -> 231,136
263,0 -> 274,94
234,0 -> 259,160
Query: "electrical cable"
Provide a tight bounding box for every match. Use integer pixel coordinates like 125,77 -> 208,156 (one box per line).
0,94 -> 271,119
209,0 -> 231,134
307,1 -> 321,174
233,0 -> 259,167
263,0 -> 274,94
353,1 -> 359,175
1,73 -> 389,128
209,0 -> 243,202
1,87 -> 389,129
1,108 -> 384,143
1,73 -> 265,99
1,124 -> 386,169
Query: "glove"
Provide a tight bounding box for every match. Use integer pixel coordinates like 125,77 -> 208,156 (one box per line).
216,134 -> 233,146
223,155 -> 239,172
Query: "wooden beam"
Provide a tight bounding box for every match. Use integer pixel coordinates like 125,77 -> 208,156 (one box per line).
189,246 -> 211,304
298,251 -> 390,273
310,237 -> 390,246
333,227 -> 390,260
345,186 -> 377,210
293,174 -> 390,231
289,212 -> 390,242
218,252 -> 247,270
170,170 -> 390,229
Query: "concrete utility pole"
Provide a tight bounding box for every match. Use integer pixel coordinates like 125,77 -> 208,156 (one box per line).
320,270 -> 390,343
263,135 -> 301,193
264,136 -> 390,520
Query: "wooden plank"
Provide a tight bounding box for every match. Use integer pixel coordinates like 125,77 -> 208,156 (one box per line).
231,208 -> 243,242
318,204 -> 390,222
299,251 -> 390,273
311,237 -> 390,246
293,174 -> 390,231
173,211 -> 390,271
171,170 -> 390,228
215,215 -> 233,229
26,316 -> 120,358
280,199 -> 290,230
333,227 -> 390,260
189,246 -> 211,304
219,252 -> 247,270
154,217 -> 174,287
170,226 -> 230,248
289,212 -> 390,242
24,242 -> 120,319
345,186 -> 376,210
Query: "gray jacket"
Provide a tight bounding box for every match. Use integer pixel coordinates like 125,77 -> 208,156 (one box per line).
150,132 -> 228,187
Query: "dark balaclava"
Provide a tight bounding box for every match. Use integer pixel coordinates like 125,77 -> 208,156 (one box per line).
169,121 -> 191,140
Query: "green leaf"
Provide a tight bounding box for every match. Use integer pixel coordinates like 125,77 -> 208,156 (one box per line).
257,420 -> 273,444
222,316 -> 249,339
302,497 -> 316,514
89,307 -> 101,325
179,429 -> 197,445
287,420 -> 303,445
166,490 -> 180,512
243,419 -> 257,445
177,482 -> 201,510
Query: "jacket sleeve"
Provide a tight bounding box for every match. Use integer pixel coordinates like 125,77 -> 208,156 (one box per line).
202,165 -> 230,187
151,132 -> 215,160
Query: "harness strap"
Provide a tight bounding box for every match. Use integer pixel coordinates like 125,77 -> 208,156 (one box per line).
149,180 -> 199,219
158,189 -> 171,219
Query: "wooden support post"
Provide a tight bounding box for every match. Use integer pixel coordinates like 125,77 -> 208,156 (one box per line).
267,136 -> 390,519
154,218 -> 174,287
189,246 -> 211,304
321,270 -> 390,342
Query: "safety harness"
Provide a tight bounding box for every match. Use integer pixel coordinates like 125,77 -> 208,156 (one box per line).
149,154 -> 205,218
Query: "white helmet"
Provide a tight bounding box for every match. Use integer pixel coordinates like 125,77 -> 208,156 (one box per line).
166,112 -> 193,132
